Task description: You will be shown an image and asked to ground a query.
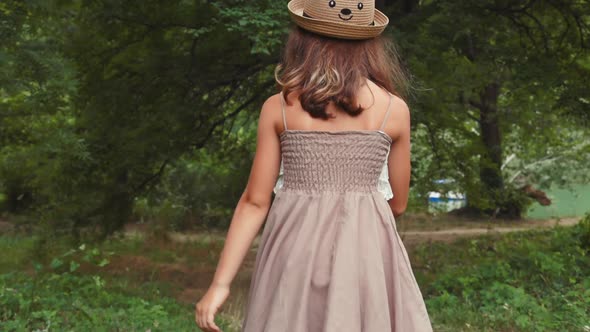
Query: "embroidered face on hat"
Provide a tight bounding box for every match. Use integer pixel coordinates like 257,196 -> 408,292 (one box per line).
287,0 -> 389,40
304,0 -> 375,26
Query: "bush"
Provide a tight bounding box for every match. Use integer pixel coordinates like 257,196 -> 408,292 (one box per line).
416,223 -> 590,331
0,243 -> 228,331
579,211 -> 590,250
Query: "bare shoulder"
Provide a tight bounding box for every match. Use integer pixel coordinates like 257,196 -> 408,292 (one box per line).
391,95 -> 410,117
261,92 -> 283,113
259,92 -> 284,134
368,80 -> 409,126
384,94 -> 411,140
389,94 -> 410,121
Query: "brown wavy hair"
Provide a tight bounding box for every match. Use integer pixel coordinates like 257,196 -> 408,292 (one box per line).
275,26 -> 411,119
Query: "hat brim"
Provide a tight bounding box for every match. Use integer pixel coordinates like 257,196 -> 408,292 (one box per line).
287,0 -> 389,40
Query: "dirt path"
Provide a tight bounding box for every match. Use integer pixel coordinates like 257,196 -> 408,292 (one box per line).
396,217 -> 581,245
3,216 -> 577,246
87,216 -> 587,311
161,216 -> 582,247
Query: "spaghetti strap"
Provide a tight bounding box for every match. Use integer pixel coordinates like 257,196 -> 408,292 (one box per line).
280,91 -> 288,131
378,93 -> 394,131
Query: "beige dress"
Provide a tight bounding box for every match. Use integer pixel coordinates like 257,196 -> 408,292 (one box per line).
241,93 -> 433,332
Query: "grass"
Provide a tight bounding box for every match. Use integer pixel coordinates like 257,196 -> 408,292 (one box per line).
1,213 -> 589,331
411,217 -> 590,331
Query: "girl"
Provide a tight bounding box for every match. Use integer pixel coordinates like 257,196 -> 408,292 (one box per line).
196,1 -> 433,331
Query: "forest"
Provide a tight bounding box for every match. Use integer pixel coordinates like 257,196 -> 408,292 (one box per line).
1,0 -> 589,331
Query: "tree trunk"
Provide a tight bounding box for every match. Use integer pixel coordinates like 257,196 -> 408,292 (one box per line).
478,82 -> 504,196
469,81 -> 524,219
4,183 -> 32,213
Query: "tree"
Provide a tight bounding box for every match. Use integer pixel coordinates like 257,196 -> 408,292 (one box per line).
387,0 -> 590,218
1,0 -> 288,237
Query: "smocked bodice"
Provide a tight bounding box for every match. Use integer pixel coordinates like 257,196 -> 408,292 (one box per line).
274,130 -> 392,195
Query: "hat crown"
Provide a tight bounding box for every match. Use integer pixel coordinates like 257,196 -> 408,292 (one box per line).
304,0 -> 375,26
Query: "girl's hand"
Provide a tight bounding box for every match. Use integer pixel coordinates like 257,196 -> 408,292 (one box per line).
195,283 -> 230,332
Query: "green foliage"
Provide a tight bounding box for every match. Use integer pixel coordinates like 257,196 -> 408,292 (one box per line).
1,0 -> 285,237
1,0 -> 589,238
133,124 -> 256,231
0,242 -> 221,331
0,0 -> 82,217
1,221 -> 589,331
579,211 -> 590,251
395,0 -> 590,217
213,0 -> 289,55
415,224 -> 590,331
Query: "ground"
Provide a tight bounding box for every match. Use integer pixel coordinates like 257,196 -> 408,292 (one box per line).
0,214 -> 583,329
119,215 -> 582,307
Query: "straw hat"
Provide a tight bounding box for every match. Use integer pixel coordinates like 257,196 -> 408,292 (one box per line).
287,0 -> 389,40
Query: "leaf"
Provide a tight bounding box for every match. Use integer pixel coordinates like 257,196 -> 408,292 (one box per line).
69,260 -> 80,272
50,258 -> 63,270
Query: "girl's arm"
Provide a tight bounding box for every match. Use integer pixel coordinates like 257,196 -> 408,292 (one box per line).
209,93 -> 283,288
385,96 -> 412,218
